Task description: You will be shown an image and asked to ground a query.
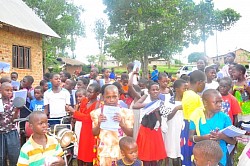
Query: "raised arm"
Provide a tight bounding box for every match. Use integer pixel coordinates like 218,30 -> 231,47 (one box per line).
128,71 -> 141,101
132,94 -> 148,109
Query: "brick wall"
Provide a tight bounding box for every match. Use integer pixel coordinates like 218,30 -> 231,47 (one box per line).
0,25 -> 43,86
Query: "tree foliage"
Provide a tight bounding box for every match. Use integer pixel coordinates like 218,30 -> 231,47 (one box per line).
102,0 -> 240,77
86,55 -> 98,65
188,52 -> 205,63
94,19 -> 107,67
23,0 -> 85,68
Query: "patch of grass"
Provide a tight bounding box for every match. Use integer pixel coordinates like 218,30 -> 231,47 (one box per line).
234,142 -> 246,166
113,65 -> 181,75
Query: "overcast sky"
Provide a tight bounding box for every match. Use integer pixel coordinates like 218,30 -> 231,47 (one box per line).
73,0 -> 250,64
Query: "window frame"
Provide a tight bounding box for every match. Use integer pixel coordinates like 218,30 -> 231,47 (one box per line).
12,45 -> 31,69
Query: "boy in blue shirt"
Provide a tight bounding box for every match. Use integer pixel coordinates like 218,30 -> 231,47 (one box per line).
29,86 -> 44,111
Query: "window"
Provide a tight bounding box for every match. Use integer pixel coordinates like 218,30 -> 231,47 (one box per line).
12,45 -> 31,69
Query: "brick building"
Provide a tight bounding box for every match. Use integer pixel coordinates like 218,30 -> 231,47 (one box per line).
209,48 -> 250,65
0,0 -> 59,86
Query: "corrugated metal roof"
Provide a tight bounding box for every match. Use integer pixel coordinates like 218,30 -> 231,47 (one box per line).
0,0 -> 60,38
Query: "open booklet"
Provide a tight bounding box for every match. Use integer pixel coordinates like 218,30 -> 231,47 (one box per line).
241,123 -> 250,131
100,105 -> 121,131
141,100 -> 162,115
220,125 -> 246,137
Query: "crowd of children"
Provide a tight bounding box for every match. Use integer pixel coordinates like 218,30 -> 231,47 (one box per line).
0,52 -> 250,166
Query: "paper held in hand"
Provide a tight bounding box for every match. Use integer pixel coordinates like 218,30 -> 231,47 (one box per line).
100,105 -> 121,131
13,89 -> 27,101
133,60 -> 141,73
241,123 -> 250,131
141,100 -> 162,115
220,125 -> 246,137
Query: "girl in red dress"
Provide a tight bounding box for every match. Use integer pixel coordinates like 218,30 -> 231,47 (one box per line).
133,82 -> 167,166
68,83 -> 100,166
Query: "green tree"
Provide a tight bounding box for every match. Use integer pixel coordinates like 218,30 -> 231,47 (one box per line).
24,0 -> 85,68
86,55 -> 98,66
194,1 -> 241,56
188,52 -> 205,63
94,19 -> 107,68
102,0 -> 240,77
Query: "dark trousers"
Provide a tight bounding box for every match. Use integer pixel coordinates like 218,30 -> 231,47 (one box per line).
0,130 -> 20,166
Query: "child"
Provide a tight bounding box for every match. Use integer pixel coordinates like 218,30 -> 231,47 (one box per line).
163,79 -> 186,166
43,73 -> 52,89
10,71 -> 18,81
151,65 -> 159,82
110,67 -> 116,79
116,136 -> 143,166
60,71 -> 71,87
40,80 -> 49,92
133,82 -> 167,165
29,86 -> 44,112
127,62 -> 138,85
90,84 -> 134,165
158,73 -> 171,94
158,73 -> 173,102
71,88 -> 86,158
0,82 -> 20,166
76,77 -> 89,89
180,75 -> 190,89
102,68 -> 115,84
197,59 -> 206,72
218,77 -> 241,125
138,78 -> 148,95
89,67 -> 99,85
189,89 -> 236,166
44,73 -> 71,125
67,84 -> 100,166
17,111 -> 65,166
231,64 -> 250,117
19,76 -> 34,116
64,79 -> 77,107
0,76 -> 11,84
193,140 -> 223,166
181,70 -> 206,166
203,66 -> 219,92
121,73 -> 129,94
221,52 -> 236,77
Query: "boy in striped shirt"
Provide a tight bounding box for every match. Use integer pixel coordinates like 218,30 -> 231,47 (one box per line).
17,111 -> 64,166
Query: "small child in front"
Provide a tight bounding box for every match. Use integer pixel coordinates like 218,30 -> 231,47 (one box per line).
0,82 -> 20,165
193,140 -> 223,166
17,111 -> 65,166
116,136 -> 143,166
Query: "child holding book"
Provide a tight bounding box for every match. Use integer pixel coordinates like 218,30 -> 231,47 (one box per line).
90,84 -> 134,165
133,82 -> 166,165
189,89 -> 236,166
0,82 -> 20,166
